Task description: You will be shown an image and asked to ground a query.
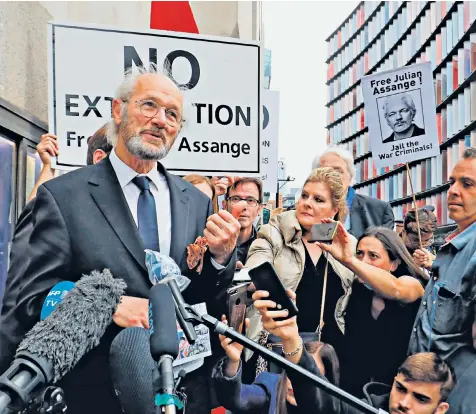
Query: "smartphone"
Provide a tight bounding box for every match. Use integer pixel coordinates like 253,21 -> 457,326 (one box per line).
248,262 -> 298,321
308,222 -> 338,244
227,283 -> 249,330
262,208 -> 271,225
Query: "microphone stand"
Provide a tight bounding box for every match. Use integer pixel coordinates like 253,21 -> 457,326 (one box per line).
166,279 -> 388,414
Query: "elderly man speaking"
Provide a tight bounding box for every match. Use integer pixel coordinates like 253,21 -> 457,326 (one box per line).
312,145 -> 394,239
0,65 -> 240,414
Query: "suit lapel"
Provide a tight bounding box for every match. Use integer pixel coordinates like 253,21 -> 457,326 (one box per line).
88,158 -> 147,272
349,193 -> 362,234
161,166 -> 191,267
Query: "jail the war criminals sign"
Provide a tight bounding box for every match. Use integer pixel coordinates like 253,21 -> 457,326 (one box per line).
48,22 -> 262,175
361,62 -> 439,169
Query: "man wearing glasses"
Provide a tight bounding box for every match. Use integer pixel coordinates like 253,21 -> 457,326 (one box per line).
0,66 -> 240,414
223,178 -> 263,267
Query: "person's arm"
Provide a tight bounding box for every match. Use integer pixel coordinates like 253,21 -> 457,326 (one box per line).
28,133 -> 59,201
212,358 -> 270,412
253,290 -> 350,413
211,316 -> 270,411
0,185 -> 71,371
317,220 -> 424,303
381,202 -> 395,230
183,200 -> 239,317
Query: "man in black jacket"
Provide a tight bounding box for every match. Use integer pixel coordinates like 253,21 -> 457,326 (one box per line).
312,145 -> 394,239
0,66 -> 240,414
288,351 -> 455,414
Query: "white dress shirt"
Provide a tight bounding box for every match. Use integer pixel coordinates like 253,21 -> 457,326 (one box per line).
109,149 -> 172,256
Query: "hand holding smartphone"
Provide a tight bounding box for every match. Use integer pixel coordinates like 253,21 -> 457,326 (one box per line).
248,262 -> 298,321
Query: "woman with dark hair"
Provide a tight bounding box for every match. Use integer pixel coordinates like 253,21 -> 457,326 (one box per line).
317,222 -> 426,397
212,311 -> 340,414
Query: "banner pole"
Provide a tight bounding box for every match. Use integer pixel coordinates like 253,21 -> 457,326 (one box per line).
405,162 -> 423,250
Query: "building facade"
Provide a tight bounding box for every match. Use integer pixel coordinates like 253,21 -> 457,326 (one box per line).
326,1 -> 476,234
0,0 -> 262,306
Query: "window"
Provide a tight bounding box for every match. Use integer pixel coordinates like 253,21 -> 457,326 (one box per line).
0,136 -> 17,308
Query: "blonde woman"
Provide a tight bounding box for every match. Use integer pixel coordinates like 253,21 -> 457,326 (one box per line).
244,167 -> 356,368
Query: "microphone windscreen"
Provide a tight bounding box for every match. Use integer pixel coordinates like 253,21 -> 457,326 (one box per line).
110,327 -> 155,414
15,269 -> 126,382
40,281 -> 75,320
148,284 -> 179,361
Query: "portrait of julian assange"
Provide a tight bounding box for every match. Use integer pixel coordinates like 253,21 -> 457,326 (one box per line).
381,93 -> 425,143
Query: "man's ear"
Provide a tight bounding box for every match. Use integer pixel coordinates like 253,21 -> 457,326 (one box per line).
112,99 -> 124,127
436,401 -> 449,413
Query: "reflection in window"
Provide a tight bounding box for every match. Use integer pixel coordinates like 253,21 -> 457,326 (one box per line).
26,147 -> 42,201
0,137 -> 16,309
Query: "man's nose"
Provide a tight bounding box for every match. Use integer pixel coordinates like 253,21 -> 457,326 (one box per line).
150,108 -> 167,127
398,395 -> 411,411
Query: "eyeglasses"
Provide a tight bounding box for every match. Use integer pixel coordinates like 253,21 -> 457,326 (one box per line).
124,99 -> 182,127
227,196 -> 260,207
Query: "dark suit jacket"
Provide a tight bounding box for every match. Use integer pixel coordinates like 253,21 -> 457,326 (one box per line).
0,157 -> 235,414
382,124 -> 425,143
349,193 -> 394,240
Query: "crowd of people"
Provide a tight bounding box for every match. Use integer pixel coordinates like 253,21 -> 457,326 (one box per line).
0,66 -> 475,414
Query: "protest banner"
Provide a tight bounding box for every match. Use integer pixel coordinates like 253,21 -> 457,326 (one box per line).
48,22 -> 262,175
362,62 -> 440,247
261,90 -> 280,194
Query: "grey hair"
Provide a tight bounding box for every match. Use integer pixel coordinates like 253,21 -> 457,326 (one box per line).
462,147 -> 476,159
312,145 -> 356,184
382,94 -> 416,118
106,62 -> 192,147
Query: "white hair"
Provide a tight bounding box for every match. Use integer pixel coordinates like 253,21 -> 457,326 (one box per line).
106,62 -> 192,147
312,145 -> 356,184
382,94 -> 416,118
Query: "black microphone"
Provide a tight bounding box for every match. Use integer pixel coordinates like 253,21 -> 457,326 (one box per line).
110,328 -> 156,414
0,270 -> 126,413
149,284 -> 180,414
158,276 -> 197,344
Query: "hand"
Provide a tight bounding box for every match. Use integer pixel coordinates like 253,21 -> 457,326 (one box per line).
205,210 -> 240,265
113,296 -> 149,329
38,133 -> 59,166
236,261 -> 244,270
413,249 -> 435,269
252,289 -> 299,341
315,219 -> 354,265
219,315 -> 250,363
212,176 -> 230,196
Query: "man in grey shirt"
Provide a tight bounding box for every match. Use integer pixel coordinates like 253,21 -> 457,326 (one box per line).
408,147 -> 476,413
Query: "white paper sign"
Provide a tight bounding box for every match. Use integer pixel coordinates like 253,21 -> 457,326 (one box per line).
261,90 -> 280,194
48,22 -> 262,175
361,62 -> 439,168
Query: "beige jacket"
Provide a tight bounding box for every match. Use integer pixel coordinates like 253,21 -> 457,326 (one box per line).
244,210 -> 356,361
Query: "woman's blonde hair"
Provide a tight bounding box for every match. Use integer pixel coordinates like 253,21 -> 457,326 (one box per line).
303,167 -> 347,223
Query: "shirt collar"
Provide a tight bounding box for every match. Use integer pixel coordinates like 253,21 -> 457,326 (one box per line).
446,221 -> 476,251
109,148 -> 162,190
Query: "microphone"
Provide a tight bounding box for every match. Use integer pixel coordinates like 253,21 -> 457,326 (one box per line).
110,328 -> 156,414
145,250 -> 196,344
148,284 -> 181,414
0,269 -> 126,413
159,276 -> 197,344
